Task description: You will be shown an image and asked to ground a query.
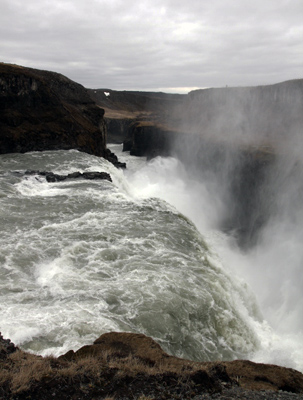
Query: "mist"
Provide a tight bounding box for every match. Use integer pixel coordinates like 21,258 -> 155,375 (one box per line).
93,78 -> 303,368
162,80 -> 303,366
249,152 -> 303,330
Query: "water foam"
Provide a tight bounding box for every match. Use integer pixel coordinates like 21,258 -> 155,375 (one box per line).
1,148 -> 302,371
112,145 -> 303,371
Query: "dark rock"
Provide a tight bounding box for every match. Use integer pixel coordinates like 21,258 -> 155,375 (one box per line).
81,171 -> 112,180
124,121 -> 178,158
105,118 -> 134,144
45,173 -> 66,182
65,171 -> 81,179
0,63 -> 107,157
23,170 -> 112,182
104,148 -> 126,168
0,332 -> 18,359
190,369 -> 223,393
208,364 -> 233,387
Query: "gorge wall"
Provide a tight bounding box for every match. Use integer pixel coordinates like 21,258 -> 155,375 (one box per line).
0,63 -> 107,157
89,80 -> 303,162
172,81 -> 303,246
88,87 -> 185,150
183,80 -> 303,144
90,80 -> 303,247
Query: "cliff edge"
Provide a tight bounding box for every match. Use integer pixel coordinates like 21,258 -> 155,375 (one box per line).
0,63 -> 107,157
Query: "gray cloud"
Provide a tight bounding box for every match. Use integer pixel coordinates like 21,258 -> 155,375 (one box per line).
1,0 -> 302,92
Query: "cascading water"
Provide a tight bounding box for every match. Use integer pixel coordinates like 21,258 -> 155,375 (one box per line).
0,145 -> 302,372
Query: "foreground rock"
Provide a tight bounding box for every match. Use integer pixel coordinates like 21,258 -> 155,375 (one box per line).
0,333 -> 17,359
0,63 -> 107,157
1,332 -> 303,400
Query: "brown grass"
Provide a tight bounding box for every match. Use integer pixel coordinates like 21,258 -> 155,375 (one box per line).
4,350 -> 53,393
0,343 -> 210,400
0,346 -> 199,398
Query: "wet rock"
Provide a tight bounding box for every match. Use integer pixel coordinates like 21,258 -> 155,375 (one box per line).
24,170 -> 112,182
104,148 -> 126,168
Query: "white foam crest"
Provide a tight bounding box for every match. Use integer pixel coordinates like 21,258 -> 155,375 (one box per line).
8,327 -> 41,347
1,185 -> 260,360
35,257 -> 76,294
252,328 -> 303,371
15,175 -> 73,197
1,298 -> 120,356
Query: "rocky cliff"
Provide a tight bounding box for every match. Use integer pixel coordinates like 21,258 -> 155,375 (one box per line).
97,80 -> 303,160
184,80 -> 303,144
1,63 -> 302,246
99,80 -> 302,247
171,80 -> 303,247
89,80 -> 303,163
88,88 -> 185,147
0,63 -> 107,156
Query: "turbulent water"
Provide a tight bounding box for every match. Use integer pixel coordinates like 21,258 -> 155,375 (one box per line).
0,145 -> 302,372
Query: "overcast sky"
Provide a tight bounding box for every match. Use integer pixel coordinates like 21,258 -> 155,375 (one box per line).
1,0 -> 302,93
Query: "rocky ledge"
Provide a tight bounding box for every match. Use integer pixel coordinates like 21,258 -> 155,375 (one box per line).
1,332 -> 303,400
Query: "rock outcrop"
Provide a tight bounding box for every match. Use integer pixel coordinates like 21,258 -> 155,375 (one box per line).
0,332 -> 17,359
1,332 -> 303,399
20,170 -> 113,182
123,121 -> 181,158
106,117 -> 134,143
61,332 -> 303,394
0,63 -> 107,157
